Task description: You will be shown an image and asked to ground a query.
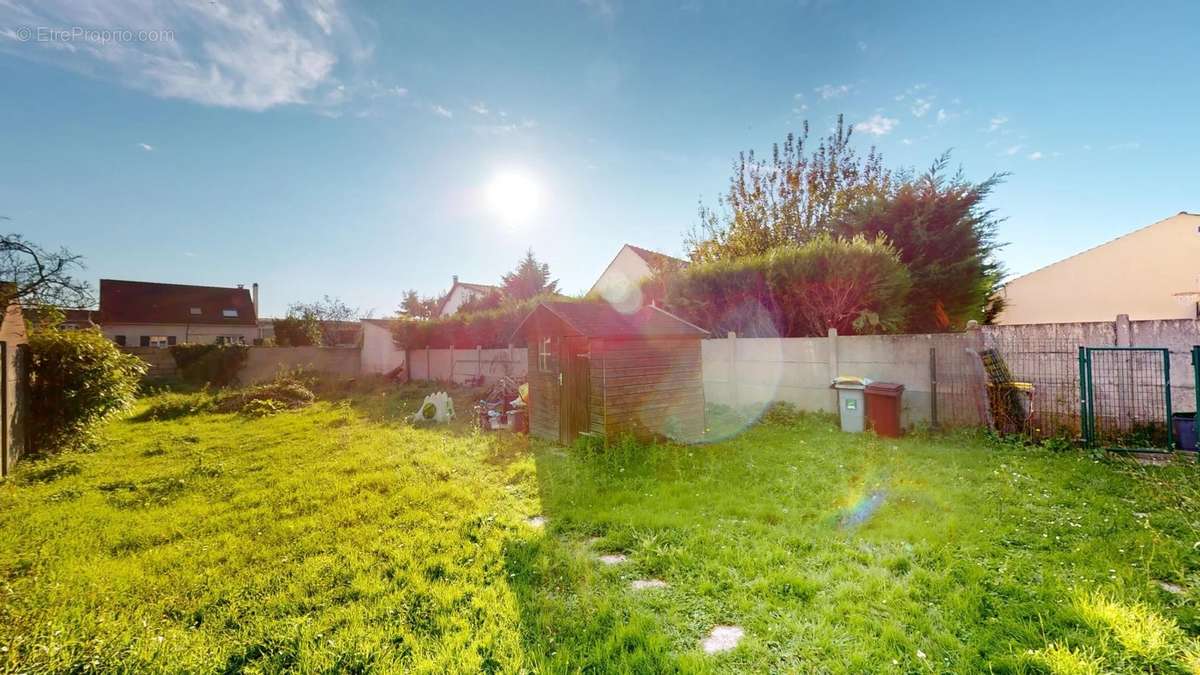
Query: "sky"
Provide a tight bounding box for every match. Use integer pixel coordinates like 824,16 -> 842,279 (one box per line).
1,1 -> 1197,318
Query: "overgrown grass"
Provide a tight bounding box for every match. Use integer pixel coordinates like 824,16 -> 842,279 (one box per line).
2,389 -> 1199,672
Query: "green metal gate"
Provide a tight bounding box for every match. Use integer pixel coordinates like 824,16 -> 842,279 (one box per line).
1078,347 -> 1173,451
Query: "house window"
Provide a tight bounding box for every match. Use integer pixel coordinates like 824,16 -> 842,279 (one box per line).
148,336 -> 172,348
222,308 -> 239,318
114,335 -> 126,346
216,335 -> 245,346
190,307 -> 202,315
538,337 -> 555,373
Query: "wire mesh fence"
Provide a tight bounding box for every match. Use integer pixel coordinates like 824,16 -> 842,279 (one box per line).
979,334 -> 1084,439
1082,348 -> 1172,449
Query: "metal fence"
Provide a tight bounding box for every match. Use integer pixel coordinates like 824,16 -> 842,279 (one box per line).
1081,347 -> 1173,450
981,334 -> 1084,438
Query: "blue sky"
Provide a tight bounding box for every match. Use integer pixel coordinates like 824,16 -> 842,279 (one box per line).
1,1 -> 1197,317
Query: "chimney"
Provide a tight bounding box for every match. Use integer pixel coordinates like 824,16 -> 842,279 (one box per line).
252,283 -> 259,318
452,274 -> 459,285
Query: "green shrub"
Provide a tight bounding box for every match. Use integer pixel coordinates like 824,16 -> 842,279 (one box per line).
214,379 -> 315,416
169,344 -> 248,387
135,391 -> 217,421
29,328 -> 146,451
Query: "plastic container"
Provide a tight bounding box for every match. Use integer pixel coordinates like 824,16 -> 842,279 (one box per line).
831,377 -> 869,433
1172,412 -> 1197,451
865,382 -> 905,438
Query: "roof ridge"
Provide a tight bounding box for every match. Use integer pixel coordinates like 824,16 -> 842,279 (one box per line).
1004,212 -> 1199,285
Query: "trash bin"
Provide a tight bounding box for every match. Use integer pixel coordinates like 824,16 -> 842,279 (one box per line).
865,382 -> 905,438
1173,412 -> 1197,451
831,376 -> 869,432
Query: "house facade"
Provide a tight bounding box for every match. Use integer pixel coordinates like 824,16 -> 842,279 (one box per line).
361,319 -> 405,375
996,212 -> 1200,324
588,244 -> 687,312
98,279 -> 259,346
438,275 -> 501,317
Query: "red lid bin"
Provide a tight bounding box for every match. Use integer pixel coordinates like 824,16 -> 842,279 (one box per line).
865,382 -> 905,438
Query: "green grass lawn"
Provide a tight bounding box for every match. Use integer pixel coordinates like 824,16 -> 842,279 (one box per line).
2,384 -> 1200,673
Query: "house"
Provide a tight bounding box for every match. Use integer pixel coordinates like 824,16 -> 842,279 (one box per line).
996,212 -> 1200,324
588,244 -> 688,311
438,275 -> 501,317
361,318 -> 405,375
98,279 -> 259,347
512,300 -> 707,445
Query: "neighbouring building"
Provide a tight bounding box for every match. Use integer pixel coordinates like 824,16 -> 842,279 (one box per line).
513,300 -> 707,445
438,275 -> 501,317
257,318 -> 361,347
996,212 -> 1200,324
361,318 -> 405,375
588,244 -> 688,312
98,279 -> 259,347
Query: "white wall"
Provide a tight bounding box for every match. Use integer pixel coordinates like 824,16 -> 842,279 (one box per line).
439,285 -> 492,317
102,323 -> 258,346
588,245 -> 654,312
998,213 -> 1200,324
361,321 -> 406,374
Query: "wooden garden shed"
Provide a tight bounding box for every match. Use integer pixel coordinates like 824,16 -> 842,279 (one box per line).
513,301 -> 708,444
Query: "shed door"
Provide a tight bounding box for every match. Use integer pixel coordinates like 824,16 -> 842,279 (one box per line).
560,336 -> 591,444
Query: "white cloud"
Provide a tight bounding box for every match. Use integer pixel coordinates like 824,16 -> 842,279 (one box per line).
856,40 -> 867,52
815,83 -> 852,99
1027,151 -> 1043,160
137,142 -> 153,151
1108,141 -> 1141,151
471,118 -> 537,136
853,114 -> 897,136
911,98 -> 932,117
936,108 -> 958,124
580,0 -> 617,22
988,115 -> 1008,132
431,104 -> 453,118
901,138 -> 913,145
0,0 -> 363,112
1002,144 -> 1023,156
470,102 -> 489,115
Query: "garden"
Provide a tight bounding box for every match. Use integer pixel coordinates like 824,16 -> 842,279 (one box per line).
3,380 -> 1200,672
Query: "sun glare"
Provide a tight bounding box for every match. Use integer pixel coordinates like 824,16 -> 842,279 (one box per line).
485,170 -> 542,224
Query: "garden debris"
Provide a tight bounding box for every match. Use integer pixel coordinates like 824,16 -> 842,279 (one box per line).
631,579 -> 668,590
526,516 -> 546,528
701,625 -> 744,654
412,391 -> 455,425
598,553 -> 627,565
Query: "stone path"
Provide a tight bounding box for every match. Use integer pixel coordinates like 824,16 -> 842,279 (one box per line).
598,553 -> 627,565
526,515 -> 546,528
631,579 -> 668,590
701,625 -> 744,654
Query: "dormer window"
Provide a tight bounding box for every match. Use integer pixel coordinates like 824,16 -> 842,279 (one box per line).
222,308 -> 238,318
189,307 -> 202,315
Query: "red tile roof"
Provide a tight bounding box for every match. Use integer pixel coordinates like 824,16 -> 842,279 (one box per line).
99,279 -> 257,326
624,244 -> 688,272
513,300 -> 708,340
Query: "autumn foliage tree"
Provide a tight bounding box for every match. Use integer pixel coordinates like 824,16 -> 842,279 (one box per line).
686,115 -> 891,262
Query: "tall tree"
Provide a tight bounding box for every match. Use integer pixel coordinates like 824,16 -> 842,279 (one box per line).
686,115 -> 891,262
835,152 -> 1006,331
501,249 -> 559,301
398,289 -> 441,320
0,233 -> 93,307
280,296 -> 359,346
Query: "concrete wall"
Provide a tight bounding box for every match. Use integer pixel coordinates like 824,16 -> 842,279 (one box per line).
122,347 -> 178,380
702,315 -> 1200,434
997,212 -> 1200,324
240,347 -> 360,384
103,322 -> 258,346
361,321 -> 406,374
703,330 -> 984,428
407,345 -> 527,384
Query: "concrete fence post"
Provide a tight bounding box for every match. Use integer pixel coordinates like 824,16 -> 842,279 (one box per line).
827,327 -> 839,411
1115,313 -> 1131,347
508,343 -> 515,376
727,331 -> 737,410
425,346 -> 431,382
449,345 -> 455,384
476,345 -> 483,380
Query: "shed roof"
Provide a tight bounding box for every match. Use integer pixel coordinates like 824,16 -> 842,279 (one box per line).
513,301 -> 708,340
99,279 -> 257,326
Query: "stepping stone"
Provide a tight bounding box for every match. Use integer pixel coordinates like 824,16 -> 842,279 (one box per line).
526,516 -> 546,528
631,579 -> 668,590
1159,580 -> 1185,594
598,553 -> 627,565
702,625 -> 744,654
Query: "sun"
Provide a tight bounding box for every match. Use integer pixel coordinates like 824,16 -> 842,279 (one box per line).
485,170 -> 542,224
